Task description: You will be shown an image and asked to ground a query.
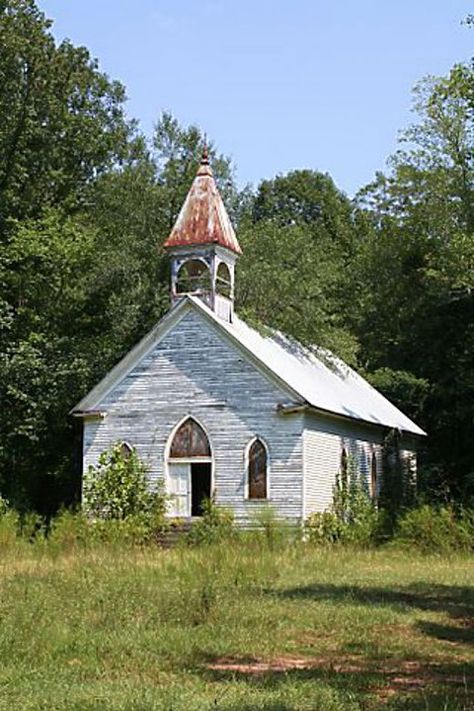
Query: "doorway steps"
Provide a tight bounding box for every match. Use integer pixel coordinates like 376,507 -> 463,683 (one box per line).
156,518 -> 194,548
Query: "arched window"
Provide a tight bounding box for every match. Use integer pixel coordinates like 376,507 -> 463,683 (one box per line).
216,262 -> 232,298
169,418 -> 211,458
340,447 -> 348,487
120,441 -> 133,459
248,438 -> 268,499
176,259 -> 211,294
371,452 -> 378,500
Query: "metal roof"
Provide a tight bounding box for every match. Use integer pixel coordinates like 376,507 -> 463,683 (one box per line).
72,296 -> 426,437
203,298 -> 426,436
163,150 -> 242,255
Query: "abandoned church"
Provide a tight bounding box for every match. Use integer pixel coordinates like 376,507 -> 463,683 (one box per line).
72,151 -> 426,523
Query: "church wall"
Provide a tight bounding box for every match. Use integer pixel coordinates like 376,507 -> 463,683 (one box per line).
303,412 -> 418,516
303,412 -> 384,516
83,309 -> 304,523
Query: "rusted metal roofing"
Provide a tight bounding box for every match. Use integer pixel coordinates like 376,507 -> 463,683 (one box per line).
163,150 -> 242,255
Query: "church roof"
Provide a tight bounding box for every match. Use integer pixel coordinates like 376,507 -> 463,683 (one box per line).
163,150 -> 242,255
72,296 -> 426,437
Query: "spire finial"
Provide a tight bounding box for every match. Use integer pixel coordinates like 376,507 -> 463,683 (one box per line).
201,141 -> 209,165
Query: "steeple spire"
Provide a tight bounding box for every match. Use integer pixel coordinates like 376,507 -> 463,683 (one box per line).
163,149 -> 241,254
164,147 -> 241,322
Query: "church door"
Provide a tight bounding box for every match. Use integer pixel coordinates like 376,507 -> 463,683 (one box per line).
167,418 -> 212,518
167,462 -> 190,517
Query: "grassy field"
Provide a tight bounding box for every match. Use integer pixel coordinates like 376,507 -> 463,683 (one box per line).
0,540 -> 472,710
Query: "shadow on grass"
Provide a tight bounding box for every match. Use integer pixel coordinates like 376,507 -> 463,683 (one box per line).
195,582 -> 474,709
271,582 -> 474,619
417,620 -> 474,646
198,660 -> 473,711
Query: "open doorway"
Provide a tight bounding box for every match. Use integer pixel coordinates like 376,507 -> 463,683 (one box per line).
167,417 -> 213,518
191,463 -> 211,516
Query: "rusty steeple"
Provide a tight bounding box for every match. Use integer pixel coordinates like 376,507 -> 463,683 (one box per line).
163,149 -> 242,255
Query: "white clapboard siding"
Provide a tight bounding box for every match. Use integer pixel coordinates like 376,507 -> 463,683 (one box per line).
303,412 -> 418,515
83,309 -> 304,523
303,412 -> 385,516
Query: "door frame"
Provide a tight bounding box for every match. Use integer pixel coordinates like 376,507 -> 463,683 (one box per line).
167,457 -> 214,517
164,416 -> 214,517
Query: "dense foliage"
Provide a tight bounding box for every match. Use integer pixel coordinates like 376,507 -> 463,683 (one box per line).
83,442 -> 166,523
0,0 -> 473,512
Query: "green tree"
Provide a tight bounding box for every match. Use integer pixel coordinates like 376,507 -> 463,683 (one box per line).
83,443 -> 162,521
0,0 -> 138,226
353,66 -> 474,500
0,211 -> 97,510
237,170 -> 359,362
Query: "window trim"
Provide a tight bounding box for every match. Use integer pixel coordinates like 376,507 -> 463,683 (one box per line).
244,436 -> 270,501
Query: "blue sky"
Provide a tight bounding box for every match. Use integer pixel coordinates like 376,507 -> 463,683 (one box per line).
39,1 -> 473,195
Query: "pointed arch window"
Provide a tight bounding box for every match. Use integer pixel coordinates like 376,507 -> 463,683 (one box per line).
247,438 -> 268,499
120,442 -> 133,459
169,418 -> 211,459
371,452 -> 378,500
340,447 -> 348,487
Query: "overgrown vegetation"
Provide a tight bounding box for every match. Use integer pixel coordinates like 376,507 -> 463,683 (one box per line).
186,497 -> 235,545
0,454 -> 471,708
304,453 -> 474,552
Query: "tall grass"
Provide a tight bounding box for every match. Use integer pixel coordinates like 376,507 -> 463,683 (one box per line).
0,528 -> 471,710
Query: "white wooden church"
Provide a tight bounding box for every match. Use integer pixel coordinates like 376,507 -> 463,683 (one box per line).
72,151 -> 425,523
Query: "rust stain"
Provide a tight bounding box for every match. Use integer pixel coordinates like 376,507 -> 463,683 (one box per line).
164,150 -> 242,255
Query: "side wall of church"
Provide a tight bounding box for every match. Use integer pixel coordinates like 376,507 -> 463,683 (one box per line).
303,412 -> 418,516
83,308 -> 304,523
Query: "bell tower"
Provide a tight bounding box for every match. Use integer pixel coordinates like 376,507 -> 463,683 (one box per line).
163,149 -> 242,322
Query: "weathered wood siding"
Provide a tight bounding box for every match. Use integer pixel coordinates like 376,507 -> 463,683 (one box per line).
303,412 -> 385,516
83,309 -> 304,523
303,413 -> 418,515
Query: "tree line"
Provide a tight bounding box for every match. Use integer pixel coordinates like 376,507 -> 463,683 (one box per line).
1,0 -> 472,513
